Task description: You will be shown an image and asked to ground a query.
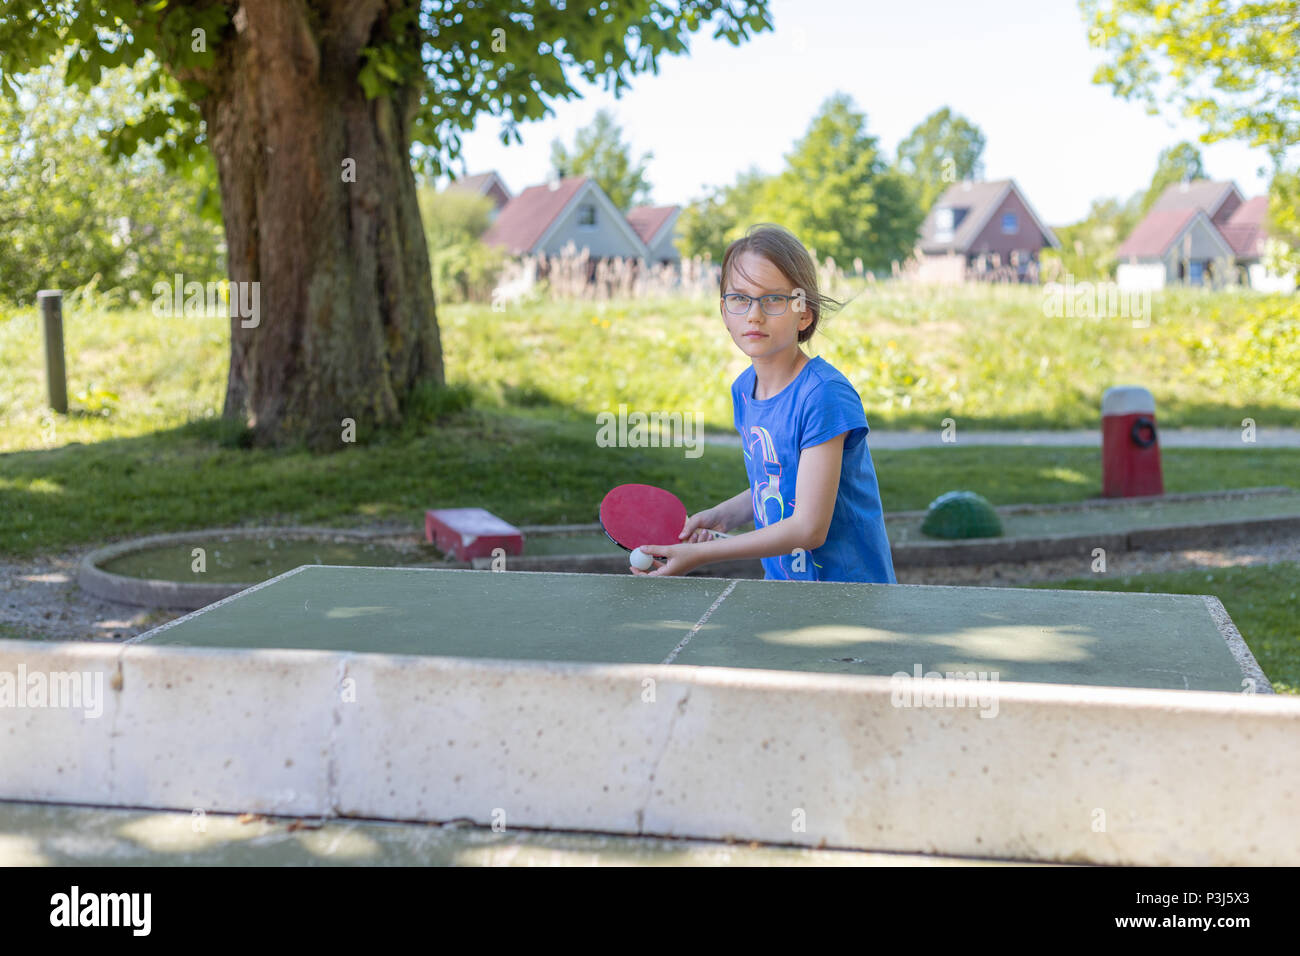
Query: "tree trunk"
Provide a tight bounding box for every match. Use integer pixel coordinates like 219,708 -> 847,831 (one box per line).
195,0 -> 443,447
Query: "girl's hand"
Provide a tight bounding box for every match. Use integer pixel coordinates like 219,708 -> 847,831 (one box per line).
679,508 -> 729,543
630,542 -> 702,577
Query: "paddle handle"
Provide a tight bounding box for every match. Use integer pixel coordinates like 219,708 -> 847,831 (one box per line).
670,529 -> 733,543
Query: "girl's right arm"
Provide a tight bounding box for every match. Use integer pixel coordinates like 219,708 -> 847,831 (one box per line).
680,489 -> 751,542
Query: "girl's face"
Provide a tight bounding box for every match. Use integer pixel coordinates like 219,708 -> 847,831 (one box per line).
720,251 -> 812,361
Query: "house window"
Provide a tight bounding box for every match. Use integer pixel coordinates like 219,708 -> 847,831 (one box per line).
1001,212 -> 1019,234
934,208 -> 954,242
577,204 -> 596,228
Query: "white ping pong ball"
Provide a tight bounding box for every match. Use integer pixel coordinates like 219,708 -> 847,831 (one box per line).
629,547 -> 654,571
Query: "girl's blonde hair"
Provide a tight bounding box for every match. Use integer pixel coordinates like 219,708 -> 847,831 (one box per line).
719,223 -> 843,343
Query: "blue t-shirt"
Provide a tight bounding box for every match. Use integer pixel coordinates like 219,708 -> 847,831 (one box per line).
731,356 -> 896,583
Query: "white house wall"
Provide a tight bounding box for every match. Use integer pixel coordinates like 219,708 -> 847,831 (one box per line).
1248,262 -> 1298,293
1116,262 -> 1167,291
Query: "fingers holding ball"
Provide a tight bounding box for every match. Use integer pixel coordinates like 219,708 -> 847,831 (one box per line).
629,547 -> 655,571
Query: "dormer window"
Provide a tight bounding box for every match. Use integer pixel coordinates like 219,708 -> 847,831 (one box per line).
578,204 -> 596,228
935,207 -> 954,242
1001,212 -> 1019,234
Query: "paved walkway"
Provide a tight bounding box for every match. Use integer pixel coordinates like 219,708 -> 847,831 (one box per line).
0,802 -> 1023,866
704,428 -> 1300,450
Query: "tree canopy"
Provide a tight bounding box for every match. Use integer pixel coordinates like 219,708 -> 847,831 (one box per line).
895,107 -> 986,213
750,93 -> 923,272
675,166 -> 770,261
549,108 -> 653,212
1,1 -> 774,182
1139,141 -> 1208,213
0,49 -> 222,304
677,95 -> 929,271
1082,0 -> 1298,160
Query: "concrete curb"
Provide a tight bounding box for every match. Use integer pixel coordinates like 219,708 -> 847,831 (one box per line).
886,486 -> 1294,521
78,527 -> 469,611
489,488 -> 1300,573
78,488 -> 1300,601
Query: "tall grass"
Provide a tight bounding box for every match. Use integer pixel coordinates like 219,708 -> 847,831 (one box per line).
0,297 -> 227,452
1,283 -> 1297,455
444,282 -> 1300,432
494,244 -> 721,302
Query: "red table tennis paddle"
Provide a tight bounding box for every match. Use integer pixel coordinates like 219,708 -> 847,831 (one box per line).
599,483 -> 730,560
599,483 -> 688,552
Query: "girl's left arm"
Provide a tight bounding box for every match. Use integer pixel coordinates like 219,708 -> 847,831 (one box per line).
636,433 -> 846,575
786,432 -> 845,549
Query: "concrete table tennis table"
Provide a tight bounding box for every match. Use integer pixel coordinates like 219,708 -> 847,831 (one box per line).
2,566 -> 1296,866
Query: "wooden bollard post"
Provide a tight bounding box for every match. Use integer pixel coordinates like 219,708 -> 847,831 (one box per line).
37,290 -> 68,414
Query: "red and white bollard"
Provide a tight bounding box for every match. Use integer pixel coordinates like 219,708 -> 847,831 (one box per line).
1101,385 -> 1164,498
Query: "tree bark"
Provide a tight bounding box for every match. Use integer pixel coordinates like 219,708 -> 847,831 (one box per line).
195,0 -> 443,447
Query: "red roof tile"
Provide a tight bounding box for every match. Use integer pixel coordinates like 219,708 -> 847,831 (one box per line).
1220,196 -> 1268,258
626,205 -> 676,244
482,176 -> 590,254
1116,207 -> 1199,259
1150,180 -> 1239,219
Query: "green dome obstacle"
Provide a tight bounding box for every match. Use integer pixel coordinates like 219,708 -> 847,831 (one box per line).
921,491 -> 1003,539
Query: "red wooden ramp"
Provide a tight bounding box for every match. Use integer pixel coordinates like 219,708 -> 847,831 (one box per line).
424,507 -> 523,561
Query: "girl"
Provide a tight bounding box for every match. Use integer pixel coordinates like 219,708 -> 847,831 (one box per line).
635,224 -> 896,583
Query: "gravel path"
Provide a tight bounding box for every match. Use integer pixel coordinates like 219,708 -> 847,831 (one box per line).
0,550 -> 183,642
4,537 -> 1299,643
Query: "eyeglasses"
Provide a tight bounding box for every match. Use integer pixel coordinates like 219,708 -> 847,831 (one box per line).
721,292 -> 801,317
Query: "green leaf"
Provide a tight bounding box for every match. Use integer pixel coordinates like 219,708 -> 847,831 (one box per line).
358,61 -> 385,100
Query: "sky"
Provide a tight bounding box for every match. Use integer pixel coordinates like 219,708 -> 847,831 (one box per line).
439,0 -> 1281,226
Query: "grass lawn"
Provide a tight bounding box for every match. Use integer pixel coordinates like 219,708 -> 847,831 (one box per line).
2,283 -> 1298,454
2,285 -> 1299,551
2,283 -> 1297,553
1032,564 -> 1300,696
2,399 -> 1297,555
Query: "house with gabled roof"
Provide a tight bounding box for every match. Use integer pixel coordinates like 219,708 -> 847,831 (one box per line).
1149,178 -> 1243,224
481,175 -> 656,260
915,179 -> 1060,283
1216,196 -> 1293,291
1116,180 -> 1295,292
1218,195 -> 1267,262
445,171 -> 511,219
626,205 -> 682,264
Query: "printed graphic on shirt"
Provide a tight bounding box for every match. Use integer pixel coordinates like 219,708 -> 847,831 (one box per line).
742,423 -> 823,578
745,425 -> 785,524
